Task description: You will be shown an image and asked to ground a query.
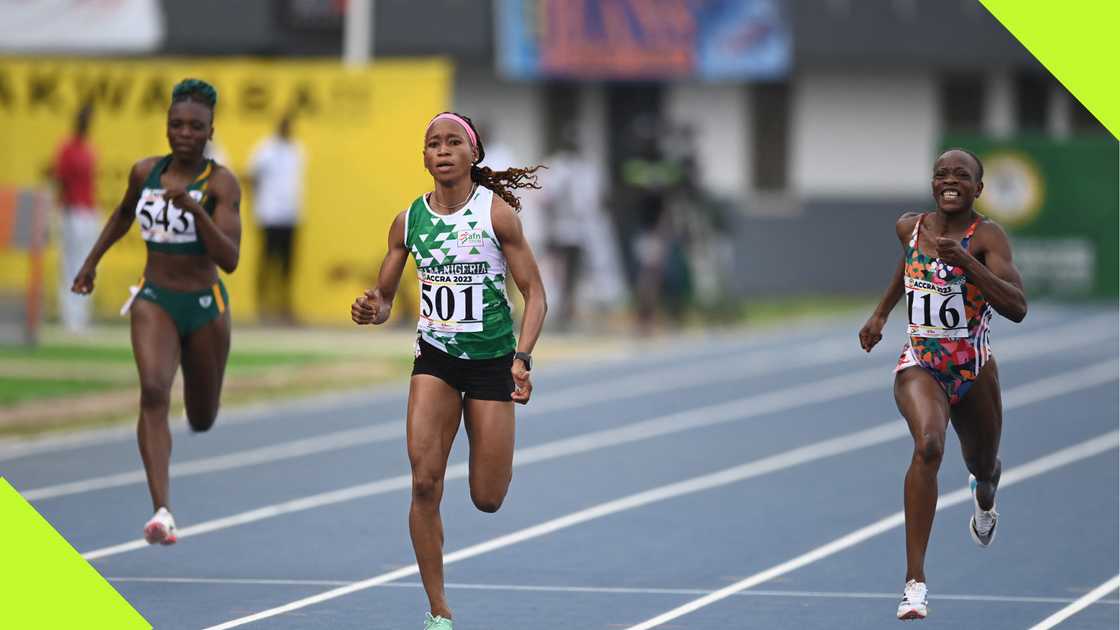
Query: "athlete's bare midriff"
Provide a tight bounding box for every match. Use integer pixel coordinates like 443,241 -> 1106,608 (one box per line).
143,250 -> 220,291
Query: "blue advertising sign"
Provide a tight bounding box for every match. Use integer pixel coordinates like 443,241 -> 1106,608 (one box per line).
497,0 -> 791,81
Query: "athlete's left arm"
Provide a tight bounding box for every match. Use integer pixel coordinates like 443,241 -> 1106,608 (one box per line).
937,222 -> 1027,322
169,167 -> 243,273
493,200 -> 548,356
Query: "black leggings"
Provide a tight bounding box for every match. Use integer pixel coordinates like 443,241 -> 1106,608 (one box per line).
262,226 -> 294,277
258,226 -> 295,314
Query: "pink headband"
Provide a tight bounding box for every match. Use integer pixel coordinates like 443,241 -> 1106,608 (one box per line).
425,113 -> 478,148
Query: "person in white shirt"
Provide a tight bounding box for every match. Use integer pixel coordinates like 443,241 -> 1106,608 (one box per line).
538,128 -> 624,328
248,114 -> 304,321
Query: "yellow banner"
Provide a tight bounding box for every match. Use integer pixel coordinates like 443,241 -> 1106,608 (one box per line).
0,57 -> 449,324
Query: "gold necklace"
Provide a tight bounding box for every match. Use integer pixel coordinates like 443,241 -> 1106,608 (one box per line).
429,184 -> 476,210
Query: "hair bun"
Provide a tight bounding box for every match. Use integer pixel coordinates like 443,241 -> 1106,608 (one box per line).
171,78 -> 218,109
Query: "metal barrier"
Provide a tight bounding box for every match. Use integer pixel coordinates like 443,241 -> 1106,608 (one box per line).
0,187 -> 49,345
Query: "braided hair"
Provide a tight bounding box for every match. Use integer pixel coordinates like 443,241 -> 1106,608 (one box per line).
171,78 -> 218,115
446,112 -> 543,212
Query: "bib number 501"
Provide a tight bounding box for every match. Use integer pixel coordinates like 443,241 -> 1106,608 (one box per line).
420,282 -> 481,323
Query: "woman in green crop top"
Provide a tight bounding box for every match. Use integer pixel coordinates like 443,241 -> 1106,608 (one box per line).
71,78 -> 242,546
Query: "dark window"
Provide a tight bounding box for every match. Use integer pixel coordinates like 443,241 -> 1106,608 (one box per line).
279,0 -> 345,31
1015,73 -> 1050,132
751,81 -> 789,192
940,74 -> 985,133
544,82 -> 580,154
607,83 -> 663,182
1071,93 -> 1109,135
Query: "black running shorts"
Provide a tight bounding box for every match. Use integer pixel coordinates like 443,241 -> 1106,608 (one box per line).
411,339 -> 515,402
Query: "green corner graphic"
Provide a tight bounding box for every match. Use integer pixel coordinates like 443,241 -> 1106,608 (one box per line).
0,478 -> 150,629
980,0 -> 1119,139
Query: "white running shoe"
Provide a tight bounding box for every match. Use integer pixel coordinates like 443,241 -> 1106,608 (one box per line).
969,474 -> 998,547
143,507 -> 178,545
896,579 -> 928,620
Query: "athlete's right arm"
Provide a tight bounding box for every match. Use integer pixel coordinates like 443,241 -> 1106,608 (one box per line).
71,158 -> 156,295
858,213 -> 918,352
352,211 -> 408,326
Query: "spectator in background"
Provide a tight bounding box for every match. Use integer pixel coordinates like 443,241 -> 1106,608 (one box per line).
666,123 -> 734,313
204,136 -> 231,168
539,125 -> 622,328
475,119 -> 548,308
619,117 -> 686,333
48,104 -> 100,332
248,114 -> 304,322
475,119 -> 514,173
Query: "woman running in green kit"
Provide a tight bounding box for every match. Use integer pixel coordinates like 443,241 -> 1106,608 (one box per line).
72,79 -> 242,545
351,112 -> 547,630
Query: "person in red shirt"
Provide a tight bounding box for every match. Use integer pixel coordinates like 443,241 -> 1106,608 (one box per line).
49,104 -> 100,332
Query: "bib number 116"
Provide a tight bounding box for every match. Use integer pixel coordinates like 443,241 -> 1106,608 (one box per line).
907,288 -> 964,331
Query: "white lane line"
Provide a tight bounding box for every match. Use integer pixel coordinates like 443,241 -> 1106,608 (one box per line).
102,577 -> 1120,606
23,315 -> 1114,502
1027,575 -> 1120,630
198,424 -> 927,628
23,335 -> 861,502
12,332 -> 867,496
78,365 -> 887,560
79,357 -> 1118,562
0,383 -> 405,463
622,431 -> 1120,630
0,319 -> 856,462
0,307 -> 1085,462
21,423 -> 405,502
203,423 -> 1120,623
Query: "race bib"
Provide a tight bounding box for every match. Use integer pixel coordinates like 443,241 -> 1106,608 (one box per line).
136,189 -> 200,244
905,276 -> 968,338
417,267 -> 486,333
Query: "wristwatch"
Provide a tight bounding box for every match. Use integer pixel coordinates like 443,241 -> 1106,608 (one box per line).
514,352 -> 532,371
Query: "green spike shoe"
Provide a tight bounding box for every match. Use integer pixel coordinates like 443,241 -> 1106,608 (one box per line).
424,612 -> 453,630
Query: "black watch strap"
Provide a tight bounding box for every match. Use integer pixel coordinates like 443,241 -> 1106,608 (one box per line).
514,351 -> 532,371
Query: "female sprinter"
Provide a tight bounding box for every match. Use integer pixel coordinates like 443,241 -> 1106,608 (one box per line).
72,79 -> 241,546
351,112 -> 547,630
859,148 -> 1027,620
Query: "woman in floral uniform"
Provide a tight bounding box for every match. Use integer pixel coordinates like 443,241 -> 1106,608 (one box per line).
858,148 -> 1027,621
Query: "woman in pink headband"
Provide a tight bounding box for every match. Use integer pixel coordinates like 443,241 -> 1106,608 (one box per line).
422,111 -> 542,211
351,111 -> 548,630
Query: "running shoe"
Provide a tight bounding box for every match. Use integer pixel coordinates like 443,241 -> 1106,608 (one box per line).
968,474 -> 999,547
896,579 -> 928,620
423,613 -> 452,630
143,507 -> 178,545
